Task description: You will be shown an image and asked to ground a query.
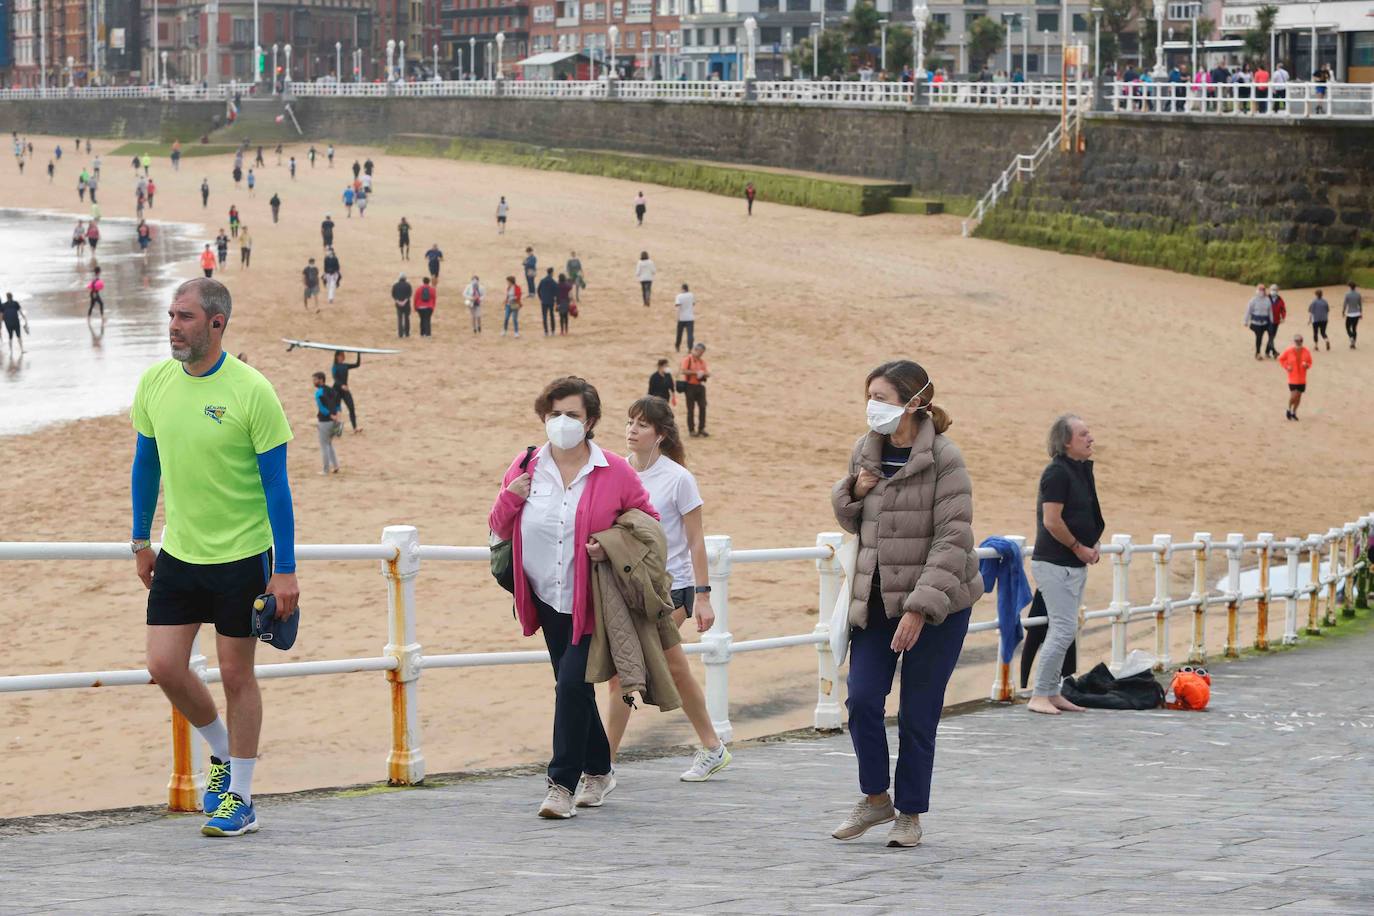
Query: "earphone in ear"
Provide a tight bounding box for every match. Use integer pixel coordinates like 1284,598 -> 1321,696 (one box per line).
212,320 -> 222,328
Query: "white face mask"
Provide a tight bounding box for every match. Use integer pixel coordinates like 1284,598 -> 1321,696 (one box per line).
866,380 -> 931,435
546,414 -> 587,450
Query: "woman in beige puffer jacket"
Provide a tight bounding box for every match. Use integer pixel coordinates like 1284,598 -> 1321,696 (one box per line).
827,359 -> 982,850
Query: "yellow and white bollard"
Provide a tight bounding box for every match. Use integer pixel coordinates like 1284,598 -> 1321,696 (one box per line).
382,525 -> 425,786
1224,533 -> 1243,658
1188,533 -> 1211,664
1152,534 -> 1172,671
1255,532 -> 1274,651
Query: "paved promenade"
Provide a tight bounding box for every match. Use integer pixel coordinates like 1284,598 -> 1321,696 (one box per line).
3,626 -> 1373,915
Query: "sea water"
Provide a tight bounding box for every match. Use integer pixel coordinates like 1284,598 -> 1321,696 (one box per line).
0,209 -> 203,436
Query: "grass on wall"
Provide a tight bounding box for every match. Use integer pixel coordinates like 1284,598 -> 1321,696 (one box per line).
110,141 -> 238,159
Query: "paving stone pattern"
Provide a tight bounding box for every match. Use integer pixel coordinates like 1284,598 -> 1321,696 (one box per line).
3,632 -> 1372,915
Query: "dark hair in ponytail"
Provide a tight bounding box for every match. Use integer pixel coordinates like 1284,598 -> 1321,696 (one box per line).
864,359 -> 952,434
627,396 -> 688,467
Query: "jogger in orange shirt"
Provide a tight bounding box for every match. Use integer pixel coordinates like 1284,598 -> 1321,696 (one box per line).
1278,334 -> 1312,421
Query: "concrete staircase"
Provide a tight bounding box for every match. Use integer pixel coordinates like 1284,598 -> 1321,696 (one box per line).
213,98 -> 304,145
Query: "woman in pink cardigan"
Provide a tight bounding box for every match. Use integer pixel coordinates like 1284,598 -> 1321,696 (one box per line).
489,376 -> 658,820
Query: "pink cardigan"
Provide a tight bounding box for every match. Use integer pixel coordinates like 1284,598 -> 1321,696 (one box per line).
489,445 -> 658,643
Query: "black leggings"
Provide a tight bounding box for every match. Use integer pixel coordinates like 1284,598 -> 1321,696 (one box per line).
640,280 -> 652,306
418,309 -> 433,336
88,292 -> 104,316
558,309 -> 569,335
333,385 -> 357,429
1312,320 -> 1328,342
1264,322 -> 1279,357
1251,324 -> 1267,355
1347,315 -> 1361,343
241,248 -> 251,267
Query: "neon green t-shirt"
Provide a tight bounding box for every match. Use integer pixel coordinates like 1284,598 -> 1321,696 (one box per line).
131,354 -> 293,564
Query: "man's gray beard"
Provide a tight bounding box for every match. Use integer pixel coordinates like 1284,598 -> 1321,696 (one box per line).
171,340 -> 206,363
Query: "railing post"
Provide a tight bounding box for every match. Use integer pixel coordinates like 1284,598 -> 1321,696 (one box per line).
1151,534 -> 1172,671
702,534 -> 734,743
813,532 -> 844,730
1255,532 -> 1274,650
1324,527 -> 1341,626
167,609 -> 207,812
1341,523 -> 1358,617
382,525 -> 425,785
990,535 -> 1026,702
1306,533 -> 1324,634
1224,532 -> 1243,658
1109,534 -> 1132,669
1282,537 -> 1301,645
1188,533 -> 1210,663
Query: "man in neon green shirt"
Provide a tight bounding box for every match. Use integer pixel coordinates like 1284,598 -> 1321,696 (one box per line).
130,278 -> 299,837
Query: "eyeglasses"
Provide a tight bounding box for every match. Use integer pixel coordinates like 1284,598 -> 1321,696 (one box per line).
1178,665 -> 1208,677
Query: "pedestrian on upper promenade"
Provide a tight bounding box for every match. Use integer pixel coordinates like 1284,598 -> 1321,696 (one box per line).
496,196 -> 509,234
1265,284 -> 1286,358
1308,289 -> 1331,350
609,397 -> 732,783
392,273 -> 413,338
1279,334 -> 1312,421
414,276 -> 437,337
745,182 -> 756,216
270,193 -> 281,223
487,376 -> 658,819
634,191 -> 647,226
132,277 -> 299,838
1344,282 -> 1363,349
830,359 -> 981,848
1028,414 -> 1104,716
464,275 -> 484,334
537,267 -> 558,337
635,251 -> 656,307
674,283 -> 696,352
680,343 -> 710,437
648,357 -> 676,405
1245,284 -> 1272,360
523,247 -> 538,298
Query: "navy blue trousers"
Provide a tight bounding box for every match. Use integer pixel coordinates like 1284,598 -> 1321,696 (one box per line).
537,597 -> 611,793
846,603 -> 971,815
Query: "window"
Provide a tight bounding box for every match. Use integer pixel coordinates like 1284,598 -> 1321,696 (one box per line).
825,0 -> 844,11
1071,13 -> 1087,32
792,25 -> 809,44
1355,32 -> 1374,67
892,0 -> 911,10
630,0 -> 652,18
728,27 -> 736,45
760,25 -> 781,44
933,12 -> 949,27
965,12 -> 984,29
758,0 -> 778,9
231,19 -> 252,44
533,5 -> 554,22
786,0 -> 809,11
1036,12 -> 1057,32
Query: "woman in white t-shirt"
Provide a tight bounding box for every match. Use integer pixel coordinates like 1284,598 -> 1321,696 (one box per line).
608,395 -> 732,782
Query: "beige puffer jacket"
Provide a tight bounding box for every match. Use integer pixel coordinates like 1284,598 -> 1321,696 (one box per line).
831,420 -> 983,627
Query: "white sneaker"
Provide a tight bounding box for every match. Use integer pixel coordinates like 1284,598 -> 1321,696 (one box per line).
680,744 -> 732,782
538,779 -> 576,819
573,771 -> 617,808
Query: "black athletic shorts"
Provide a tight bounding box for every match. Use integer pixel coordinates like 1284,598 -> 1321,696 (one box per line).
1289,383 -> 1306,392
147,549 -> 272,637
669,587 -> 696,618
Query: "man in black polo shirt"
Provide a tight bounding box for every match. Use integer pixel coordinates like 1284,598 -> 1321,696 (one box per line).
1028,414 -> 1104,716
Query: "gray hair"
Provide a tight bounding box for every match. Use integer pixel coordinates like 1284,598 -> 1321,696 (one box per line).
1047,414 -> 1082,459
175,277 -> 232,324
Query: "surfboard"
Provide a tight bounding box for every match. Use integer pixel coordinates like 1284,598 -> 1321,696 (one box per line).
282,339 -> 401,355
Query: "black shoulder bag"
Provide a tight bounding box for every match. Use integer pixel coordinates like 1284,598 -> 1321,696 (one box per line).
490,446 -> 537,595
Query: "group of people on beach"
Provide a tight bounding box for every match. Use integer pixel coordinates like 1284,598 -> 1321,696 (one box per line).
1245,281 -> 1362,420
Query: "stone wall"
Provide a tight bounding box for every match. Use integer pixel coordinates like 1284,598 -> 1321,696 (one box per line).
0,100 -> 222,143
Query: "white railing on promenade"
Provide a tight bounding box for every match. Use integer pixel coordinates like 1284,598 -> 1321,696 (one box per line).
617,79 -> 747,102
1,514 -> 1369,812
1106,80 -> 1374,120
504,79 -> 607,100
753,79 -> 912,107
927,80 -> 1089,110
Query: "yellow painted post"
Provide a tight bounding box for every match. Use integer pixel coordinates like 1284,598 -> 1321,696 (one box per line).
167,707 -> 200,812
1305,533 -> 1323,635
1188,533 -> 1210,664
1255,532 -> 1273,651
382,525 -> 425,786
1324,527 -> 1341,627
1224,533 -> 1243,658
1152,535 -> 1172,671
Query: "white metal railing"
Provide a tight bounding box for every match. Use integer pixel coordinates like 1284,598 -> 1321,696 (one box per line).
0,83 -> 245,101
1,514 -> 1369,812
753,79 -> 912,107
1106,80 -> 1374,120
618,79 -> 747,102
927,80 -> 1090,110
505,79 -> 607,99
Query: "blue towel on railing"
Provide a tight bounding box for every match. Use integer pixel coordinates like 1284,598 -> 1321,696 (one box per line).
979,536 -> 1031,664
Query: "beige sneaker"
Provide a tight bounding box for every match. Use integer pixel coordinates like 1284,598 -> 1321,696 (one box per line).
538,779 -> 577,819
886,813 -> 923,848
831,796 -> 896,840
573,771 -> 617,808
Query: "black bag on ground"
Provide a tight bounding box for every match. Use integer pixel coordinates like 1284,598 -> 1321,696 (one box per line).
1060,662 -> 1165,710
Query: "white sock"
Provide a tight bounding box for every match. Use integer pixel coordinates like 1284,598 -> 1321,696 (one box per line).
195,718 -> 230,760
228,757 -> 257,805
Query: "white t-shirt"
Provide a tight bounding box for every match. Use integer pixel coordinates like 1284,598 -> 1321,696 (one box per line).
635,456 -> 703,589
674,291 -> 696,321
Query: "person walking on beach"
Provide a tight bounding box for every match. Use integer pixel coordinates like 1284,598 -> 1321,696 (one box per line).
331,350 -> 362,432
232,163 -> 243,189
745,182 -> 756,216
414,277 -> 437,337
215,230 -> 230,269
635,251 -> 656,307
327,144 -> 335,167
502,275 -> 523,338
88,173 -> 99,204
488,376 -> 659,819
274,143 -> 282,166
302,258 -> 321,310
523,247 -> 538,297
239,227 -> 252,268
85,220 -> 101,257
47,159 -> 54,182
397,218 -> 411,260
78,172 -> 88,202
610,397 -> 732,782
464,275 -> 484,335
1029,414 -> 1103,716
200,178 -> 210,208
87,266 -> 106,319
537,268 -> 558,337
170,142 -> 182,171
355,185 -> 368,219
308,146 -> 317,169
321,215 -> 335,249
1344,282 -> 1363,349
674,283 -> 696,352
680,343 -> 710,437
648,358 -> 676,404
322,248 -> 343,303
137,219 -> 153,255
343,185 -> 355,218
313,371 -> 342,474
255,146 -> 265,168
270,193 -> 281,224
567,251 -> 586,304
1245,284 -> 1272,360
425,244 -> 443,286
2,293 -> 28,354
496,196 -> 509,234
556,273 -> 574,336
364,158 -> 374,180
1309,289 -> 1331,351
830,359 -> 982,848
392,273 -> 413,338
634,191 -> 647,226
351,160 -> 361,181
72,220 -> 87,256
200,245 -> 217,278
147,177 -> 156,209
132,277 -> 300,838
1265,284 -> 1286,358
246,169 -> 256,197
1279,334 -> 1312,421
228,205 -> 241,239
141,152 -> 152,176
289,157 -> 297,180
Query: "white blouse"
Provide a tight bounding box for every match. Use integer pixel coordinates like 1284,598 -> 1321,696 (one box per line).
520,442 -> 607,615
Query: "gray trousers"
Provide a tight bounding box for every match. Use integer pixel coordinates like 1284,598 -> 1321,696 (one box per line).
1030,560 -> 1088,697
317,420 -> 339,471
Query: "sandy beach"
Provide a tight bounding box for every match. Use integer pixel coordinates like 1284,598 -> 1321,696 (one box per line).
1,134 -> 1370,819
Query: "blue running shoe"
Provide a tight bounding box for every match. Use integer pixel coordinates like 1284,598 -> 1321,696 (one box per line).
203,757 -> 231,815
202,792 -> 258,837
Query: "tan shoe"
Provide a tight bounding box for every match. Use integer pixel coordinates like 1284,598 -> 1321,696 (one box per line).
886,813 -> 923,848
832,796 -> 896,840
538,779 -> 576,819
573,771 -> 617,808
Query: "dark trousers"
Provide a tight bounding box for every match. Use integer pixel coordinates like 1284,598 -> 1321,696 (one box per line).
640,280 -> 653,306
395,303 -> 411,338
1251,323 -> 1267,356
1264,322 -> 1280,357
675,320 -> 695,351
558,309 -> 569,335
684,384 -> 707,433
525,269 -> 537,297
541,302 -> 556,334
333,385 -> 356,429
1348,315 -> 1361,344
418,309 -> 433,336
847,604 -> 970,814
537,596 -> 611,792
87,292 -> 104,316
1312,319 -> 1328,343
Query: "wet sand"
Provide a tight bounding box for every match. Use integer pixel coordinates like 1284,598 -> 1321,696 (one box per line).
0,134 -> 1370,818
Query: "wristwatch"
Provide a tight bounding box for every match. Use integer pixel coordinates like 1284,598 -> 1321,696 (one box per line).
130,539 -> 151,554
694,586 -> 712,595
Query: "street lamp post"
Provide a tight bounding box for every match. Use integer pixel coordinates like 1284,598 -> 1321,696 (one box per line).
67,55 -> 74,89
879,18 -> 888,73
161,50 -> 169,87
336,42 -> 342,82
253,0 -> 260,84
813,12 -> 822,78
744,16 -> 757,79
608,25 -> 618,78
1091,6 -> 1102,79
1004,13 -> 1013,75
469,37 -> 475,80
433,43 -> 439,81
495,32 -> 505,78
399,40 -> 406,81
913,3 -> 929,79
283,43 -> 292,91
1151,0 -> 1166,77
1041,29 -> 1049,76
1308,0 -> 1319,78
457,48 -> 463,80
272,43 -> 278,92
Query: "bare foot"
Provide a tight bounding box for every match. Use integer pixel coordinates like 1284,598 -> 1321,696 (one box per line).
1050,695 -> 1086,712
1026,697 -> 1061,715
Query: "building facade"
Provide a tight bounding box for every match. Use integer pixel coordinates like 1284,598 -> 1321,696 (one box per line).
523,0 -> 679,78
442,0 -> 529,79
1219,0 -> 1374,82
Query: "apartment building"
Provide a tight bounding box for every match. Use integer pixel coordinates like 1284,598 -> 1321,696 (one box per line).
442,0 -> 530,78
524,0 -> 680,78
